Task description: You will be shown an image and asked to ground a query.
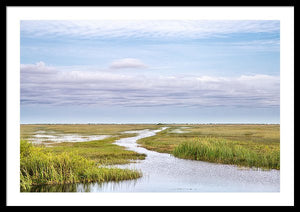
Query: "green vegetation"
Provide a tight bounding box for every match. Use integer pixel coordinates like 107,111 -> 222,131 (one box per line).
138,124 -> 280,170
20,124 -> 280,192
173,137 -> 279,170
20,140 -> 142,191
20,124 -> 160,140
48,135 -> 146,165
20,124 -> 162,166
20,124 -> 161,191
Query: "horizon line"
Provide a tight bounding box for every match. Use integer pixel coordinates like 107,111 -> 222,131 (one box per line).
20,122 -> 280,125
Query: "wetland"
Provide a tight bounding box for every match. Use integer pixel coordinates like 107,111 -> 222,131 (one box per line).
20,124 -> 280,192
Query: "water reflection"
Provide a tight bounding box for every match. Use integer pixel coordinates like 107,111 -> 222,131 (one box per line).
27,183 -> 79,192
27,179 -> 141,192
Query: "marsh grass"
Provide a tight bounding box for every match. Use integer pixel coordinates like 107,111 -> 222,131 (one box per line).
20,124 -> 160,139
20,124 -> 280,191
172,137 -> 280,170
20,140 -> 142,191
48,135 -> 146,165
20,124 -> 162,191
138,124 -> 280,170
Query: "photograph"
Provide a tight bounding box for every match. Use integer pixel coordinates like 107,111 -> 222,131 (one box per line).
6,5 -> 294,206
19,19 -> 281,193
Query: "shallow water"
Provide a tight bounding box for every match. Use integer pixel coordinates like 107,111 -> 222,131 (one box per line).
28,131 -> 111,145
30,127 -> 280,192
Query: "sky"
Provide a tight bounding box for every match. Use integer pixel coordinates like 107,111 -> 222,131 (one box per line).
20,20 -> 280,124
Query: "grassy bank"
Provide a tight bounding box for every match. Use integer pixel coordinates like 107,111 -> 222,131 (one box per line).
173,137 -> 279,170
20,124 -> 162,165
20,124 -> 162,191
20,140 -> 142,191
48,135 -> 147,165
138,124 -> 280,170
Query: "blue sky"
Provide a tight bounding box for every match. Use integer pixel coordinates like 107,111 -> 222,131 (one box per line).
20,20 -> 280,124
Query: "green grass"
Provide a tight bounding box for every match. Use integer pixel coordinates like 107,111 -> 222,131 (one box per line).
20,124 -> 280,191
20,124 -> 162,191
138,124 -> 280,170
20,123 -> 160,165
173,137 -> 280,170
20,124 -> 160,140
48,135 -> 146,165
20,140 -> 142,191
20,124 -> 157,165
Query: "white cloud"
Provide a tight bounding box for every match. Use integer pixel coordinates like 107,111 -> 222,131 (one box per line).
20,20 -> 279,40
21,62 -> 280,108
109,58 -> 147,69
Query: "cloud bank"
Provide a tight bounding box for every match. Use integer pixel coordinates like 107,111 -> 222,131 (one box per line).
21,62 -> 279,108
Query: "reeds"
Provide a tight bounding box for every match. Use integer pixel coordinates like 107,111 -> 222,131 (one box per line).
172,137 -> 280,170
20,140 -> 141,191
